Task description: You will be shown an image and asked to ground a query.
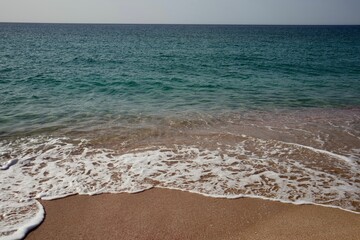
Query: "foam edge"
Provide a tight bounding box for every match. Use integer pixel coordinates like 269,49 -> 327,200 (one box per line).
1,201 -> 45,240
156,186 -> 360,215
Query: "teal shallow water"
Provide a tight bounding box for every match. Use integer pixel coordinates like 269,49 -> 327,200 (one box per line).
0,24 -> 360,135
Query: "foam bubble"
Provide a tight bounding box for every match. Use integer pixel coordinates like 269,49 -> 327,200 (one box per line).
0,159 -> 18,170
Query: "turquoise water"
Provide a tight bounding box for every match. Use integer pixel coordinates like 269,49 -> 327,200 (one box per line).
1,24 -> 360,135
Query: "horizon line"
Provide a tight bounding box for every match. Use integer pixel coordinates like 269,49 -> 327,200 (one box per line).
0,21 -> 359,26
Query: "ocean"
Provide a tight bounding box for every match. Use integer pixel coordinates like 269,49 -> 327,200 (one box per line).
0,23 -> 360,239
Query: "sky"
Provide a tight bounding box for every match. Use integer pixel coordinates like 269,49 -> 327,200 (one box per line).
0,0 -> 359,25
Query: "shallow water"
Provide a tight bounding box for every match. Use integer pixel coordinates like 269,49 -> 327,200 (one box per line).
0,24 -> 360,239
1,24 -> 360,136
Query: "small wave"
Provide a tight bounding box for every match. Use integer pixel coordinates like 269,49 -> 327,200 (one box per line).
0,67 -> 13,73
64,56 -> 124,65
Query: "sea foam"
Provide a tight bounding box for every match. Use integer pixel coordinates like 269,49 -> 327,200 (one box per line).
0,135 -> 359,239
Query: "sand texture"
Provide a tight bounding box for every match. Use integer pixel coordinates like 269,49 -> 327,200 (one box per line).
27,188 -> 360,240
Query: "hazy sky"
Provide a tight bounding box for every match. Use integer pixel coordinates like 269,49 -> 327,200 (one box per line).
0,0 -> 359,25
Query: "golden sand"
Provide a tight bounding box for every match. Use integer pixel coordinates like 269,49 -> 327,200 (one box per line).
26,188 -> 360,240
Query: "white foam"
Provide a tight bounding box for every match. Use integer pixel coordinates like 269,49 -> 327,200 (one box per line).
281,141 -> 355,165
0,136 -> 359,239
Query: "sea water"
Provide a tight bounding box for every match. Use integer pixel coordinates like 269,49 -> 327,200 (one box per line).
0,24 -> 360,239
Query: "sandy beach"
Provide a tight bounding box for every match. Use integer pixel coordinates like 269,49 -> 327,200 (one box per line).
26,188 -> 360,240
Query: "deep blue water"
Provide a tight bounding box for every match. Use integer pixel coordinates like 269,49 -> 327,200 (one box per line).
0,24 -> 360,135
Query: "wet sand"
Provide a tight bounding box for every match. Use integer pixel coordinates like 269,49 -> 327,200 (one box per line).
26,188 -> 360,240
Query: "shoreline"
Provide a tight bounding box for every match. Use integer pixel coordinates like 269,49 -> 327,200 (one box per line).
26,188 -> 360,240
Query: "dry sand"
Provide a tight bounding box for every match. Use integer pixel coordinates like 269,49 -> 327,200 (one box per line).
26,188 -> 360,240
